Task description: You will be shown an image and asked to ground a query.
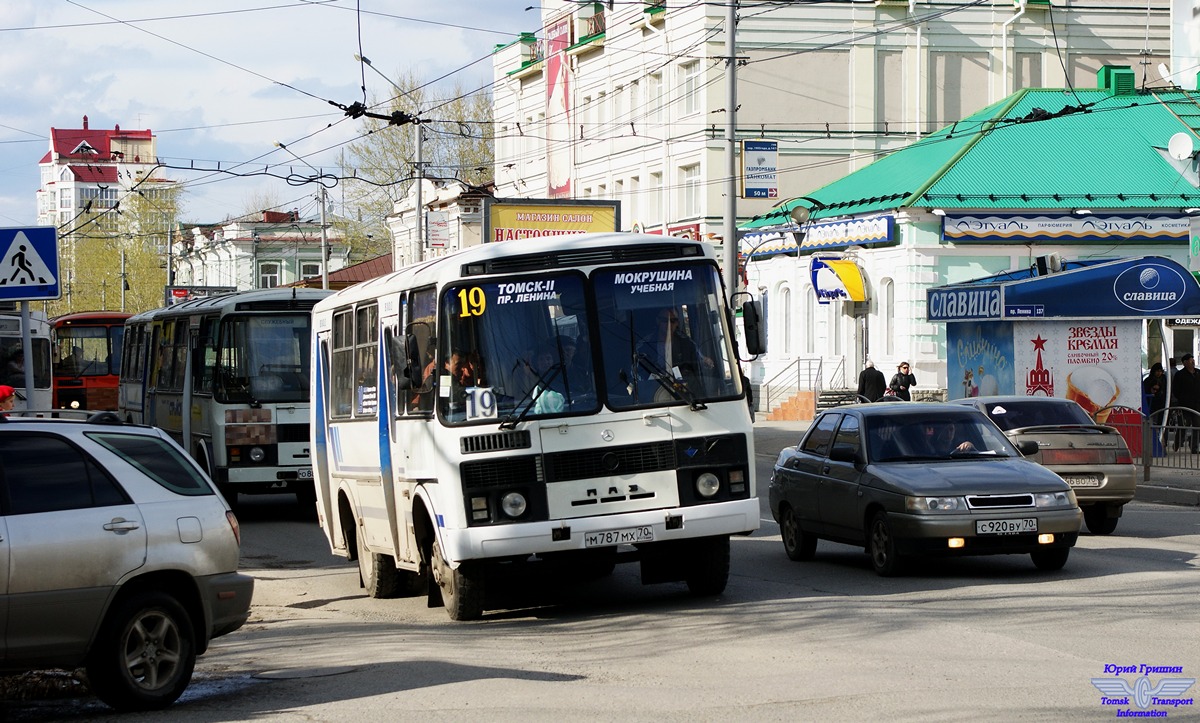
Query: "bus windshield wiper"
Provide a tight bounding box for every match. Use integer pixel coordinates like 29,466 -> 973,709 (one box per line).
498,362 -> 564,430
635,353 -> 707,411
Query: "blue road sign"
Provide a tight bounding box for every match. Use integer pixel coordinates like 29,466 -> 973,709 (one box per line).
0,227 -> 60,301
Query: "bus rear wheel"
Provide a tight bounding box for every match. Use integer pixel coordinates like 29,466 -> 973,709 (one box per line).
357,526 -> 401,598
431,539 -> 483,621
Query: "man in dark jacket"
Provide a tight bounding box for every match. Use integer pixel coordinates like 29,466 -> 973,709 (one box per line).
1173,353 -> 1200,452
857,360 -> 887,402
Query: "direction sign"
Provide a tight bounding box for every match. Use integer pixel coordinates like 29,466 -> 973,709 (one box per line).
0,227 -> 59,301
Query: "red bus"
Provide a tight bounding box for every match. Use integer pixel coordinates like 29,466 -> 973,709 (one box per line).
51,311 -> 132,411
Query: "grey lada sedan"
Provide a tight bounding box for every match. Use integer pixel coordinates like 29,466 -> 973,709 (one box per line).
769,403 -> 1081,576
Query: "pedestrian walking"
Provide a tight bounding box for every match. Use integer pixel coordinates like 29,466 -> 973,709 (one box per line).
889,362 -> 916,401
857,360 -> 887,402
1172,353 -> 1200,452
1143,362 -> 1167,419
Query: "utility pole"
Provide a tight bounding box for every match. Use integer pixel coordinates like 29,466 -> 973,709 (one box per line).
120,249 -> 126,311
319,186 -> 329,290
414,122 -> 424,264
723,0 -> 739,307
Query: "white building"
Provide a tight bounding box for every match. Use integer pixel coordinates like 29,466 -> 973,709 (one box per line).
172,210 -> 349,292
491,0 -> 1170,407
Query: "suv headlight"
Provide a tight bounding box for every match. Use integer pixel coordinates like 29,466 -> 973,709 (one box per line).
905,495 -> 966,512
1035,490 -> 1076,508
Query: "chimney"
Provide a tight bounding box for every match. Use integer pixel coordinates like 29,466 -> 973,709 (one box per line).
82,115 -> 89,130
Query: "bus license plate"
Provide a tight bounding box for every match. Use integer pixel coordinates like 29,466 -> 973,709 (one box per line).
584,526 -> 654,547
296,467 -> 313,479
976,518 -> 1037,535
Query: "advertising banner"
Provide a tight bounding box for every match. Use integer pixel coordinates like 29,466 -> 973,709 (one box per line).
485,199 -> 619,242
741,140 -> 778,199
545,17 -> 572,199
1012,320 -> 1142,421
947,321 -> 1015,399
942,214 -> 1187,243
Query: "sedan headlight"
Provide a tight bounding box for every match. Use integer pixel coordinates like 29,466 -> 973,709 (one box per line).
905,495 -> 966,512
1035,490 -> 1076,508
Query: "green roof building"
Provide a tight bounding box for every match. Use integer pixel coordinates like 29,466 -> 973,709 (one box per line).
741,67 -> 1199,409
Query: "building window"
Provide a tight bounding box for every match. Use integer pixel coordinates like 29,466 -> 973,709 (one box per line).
647,73 -> 662,124
780,286 -> 792,356
802,287 -> 815,354
648,172 -> 662,226
259,262 -> 281,289
882,278 -> 895,356
628,175 -> 640,224
680,61 -> 700,117
301,262 -> 321,280
59,189 -> 73,209
679,164 -> 700,218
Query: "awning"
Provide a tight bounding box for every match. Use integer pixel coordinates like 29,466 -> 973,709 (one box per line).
927,256 -> 1200,321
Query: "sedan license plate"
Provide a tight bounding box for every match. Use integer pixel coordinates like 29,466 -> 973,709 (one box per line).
976,518 -> 1037,535
296,467 -> 313,479
584,526 -> 654,547
1061,475 -> 1101,487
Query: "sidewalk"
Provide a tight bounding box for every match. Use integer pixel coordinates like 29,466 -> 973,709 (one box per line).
752,419 -> 1200,508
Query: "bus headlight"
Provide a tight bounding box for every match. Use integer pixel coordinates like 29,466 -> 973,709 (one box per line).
249,446 -> 266,463
696,472 -> 720,498
500,492 -> 527,518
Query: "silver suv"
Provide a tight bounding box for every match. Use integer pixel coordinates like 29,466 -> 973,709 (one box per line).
0,413 -> 253,711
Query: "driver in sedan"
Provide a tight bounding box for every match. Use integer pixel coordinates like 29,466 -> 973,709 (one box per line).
922,421 -> 976,455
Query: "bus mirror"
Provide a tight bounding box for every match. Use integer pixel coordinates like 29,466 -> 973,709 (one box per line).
742,299 -> 765,356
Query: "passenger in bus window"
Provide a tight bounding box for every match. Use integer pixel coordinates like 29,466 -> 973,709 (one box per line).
0,384 -> 14,413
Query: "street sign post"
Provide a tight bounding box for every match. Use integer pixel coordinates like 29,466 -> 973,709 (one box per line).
0,226 -> 60,301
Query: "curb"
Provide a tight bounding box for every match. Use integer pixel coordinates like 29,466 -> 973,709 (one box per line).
1136,484 -> 1200,507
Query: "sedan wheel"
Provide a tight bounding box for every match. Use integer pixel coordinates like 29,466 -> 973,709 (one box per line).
1031,547 -> 1070,571
780,506 -> 817,561
868,511 -> 904,577
86,592 -> 196,712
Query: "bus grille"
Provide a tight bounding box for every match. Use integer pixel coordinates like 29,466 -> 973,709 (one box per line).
277,424 -> 309,443
461,455 -> 543,489
544,441 -> 675,482
461,430 -> 531,454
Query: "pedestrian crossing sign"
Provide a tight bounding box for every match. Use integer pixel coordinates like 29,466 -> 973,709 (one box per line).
0,227 -> 60,301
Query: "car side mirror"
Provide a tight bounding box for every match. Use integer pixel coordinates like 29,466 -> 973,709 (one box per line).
1015,439 -> 1039,456
829,443 -> 859,463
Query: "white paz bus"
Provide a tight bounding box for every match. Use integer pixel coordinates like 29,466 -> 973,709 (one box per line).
312,232 -> 761,620
120,288 -> 332,505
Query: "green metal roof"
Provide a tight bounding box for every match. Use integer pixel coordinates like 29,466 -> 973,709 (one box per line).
743,80 -> 1200,229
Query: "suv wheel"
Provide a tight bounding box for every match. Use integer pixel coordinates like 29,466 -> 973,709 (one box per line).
86,591 -> 196,711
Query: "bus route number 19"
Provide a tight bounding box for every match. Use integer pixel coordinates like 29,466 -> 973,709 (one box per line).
465,386 -> 497,419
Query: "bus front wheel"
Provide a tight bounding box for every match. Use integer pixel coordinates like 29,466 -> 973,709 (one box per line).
430,539 -> 483,621
684,535 -> 730,596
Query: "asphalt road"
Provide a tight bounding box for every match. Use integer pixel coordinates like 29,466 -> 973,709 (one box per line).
6,425 -> 1200,721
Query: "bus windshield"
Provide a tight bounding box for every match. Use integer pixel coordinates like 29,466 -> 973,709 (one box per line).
438,272 -> 598,424
217,314 -> 313,404
594,261 -> 739,410
55,325 -> 124,377
436,260 -> 740,425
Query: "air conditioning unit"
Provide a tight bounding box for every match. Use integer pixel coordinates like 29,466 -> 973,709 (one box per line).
1034,253 -> 1063,276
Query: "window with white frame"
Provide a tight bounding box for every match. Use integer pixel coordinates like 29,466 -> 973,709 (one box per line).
679,164 -> 700,218
628,175 -> 640,222
259,262 -> 281,289
59,188 -> 73,209
803,287 -> 815,354
647,73 -> 662,124
780,286 -> 792,355
680,61 -> 700,117
648,172 -> 662,226
301,261 -> 321,280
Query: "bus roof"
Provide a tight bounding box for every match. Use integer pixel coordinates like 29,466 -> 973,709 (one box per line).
126,287 -> 335,324
51,311 -> 134,326
314,232 -> 714,312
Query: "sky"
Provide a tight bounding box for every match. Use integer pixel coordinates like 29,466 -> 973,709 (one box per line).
0,0 -> 540,228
